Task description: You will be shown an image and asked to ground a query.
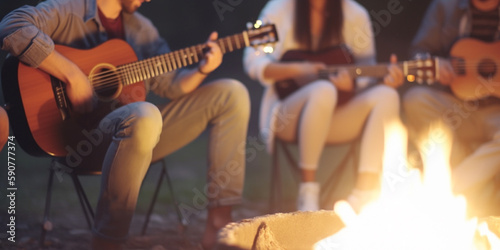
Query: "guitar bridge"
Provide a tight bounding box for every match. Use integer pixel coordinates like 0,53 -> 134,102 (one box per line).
51,76 -> 71,121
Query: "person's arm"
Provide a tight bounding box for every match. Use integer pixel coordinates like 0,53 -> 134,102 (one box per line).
171,32 -> 222,94
384,54 -> 404,88
0,1 -> 95,113
243,0 -> 297,87
0,2 -> 61,67
340,2 -> 377,90
410,0 -> 448,58
38,50 -> 96,113
410,0 -> 456,86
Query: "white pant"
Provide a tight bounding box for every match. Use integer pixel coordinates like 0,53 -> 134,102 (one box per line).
275,80 -> 401,174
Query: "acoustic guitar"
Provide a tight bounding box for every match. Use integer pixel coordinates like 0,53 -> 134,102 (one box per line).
448,38 -> 500,101
1,24 -> 278,157
275,45 -> 438,105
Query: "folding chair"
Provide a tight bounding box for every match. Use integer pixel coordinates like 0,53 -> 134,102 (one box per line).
269,137 -> 361,213
40,157 -> 187,246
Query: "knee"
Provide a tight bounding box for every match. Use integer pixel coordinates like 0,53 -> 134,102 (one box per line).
122,102 -> 162,149
307,80 -> 337,107
372,85 -> 400,104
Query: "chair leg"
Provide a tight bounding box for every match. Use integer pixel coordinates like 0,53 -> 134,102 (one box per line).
141,163 -> 166,235
270,141 -> 282,213
40,168 -> 55,247
71,174 -> 94,229
162,160 -> 188,229
142,159 -> 188,235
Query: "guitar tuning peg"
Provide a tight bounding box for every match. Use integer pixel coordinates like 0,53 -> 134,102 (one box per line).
254,20 -> 263,29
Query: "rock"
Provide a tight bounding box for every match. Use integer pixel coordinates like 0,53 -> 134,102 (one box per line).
251,222 -> 284,250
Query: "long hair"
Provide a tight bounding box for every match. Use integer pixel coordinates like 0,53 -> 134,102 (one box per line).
294,0 -> 344,50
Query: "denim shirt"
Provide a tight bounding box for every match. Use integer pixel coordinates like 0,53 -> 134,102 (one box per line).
410,0 -> 499,57
0,0 -> 184,99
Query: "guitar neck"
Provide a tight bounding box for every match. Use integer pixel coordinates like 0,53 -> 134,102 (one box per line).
117,32 -> 250,85
319,59 -> 430,78
321,63 -> 400,79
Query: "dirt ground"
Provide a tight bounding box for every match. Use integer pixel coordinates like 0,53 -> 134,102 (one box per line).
0,199 -> 269,250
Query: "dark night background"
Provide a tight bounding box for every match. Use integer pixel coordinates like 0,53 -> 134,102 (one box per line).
0,0 -> 435,249
0,0 -> 434,136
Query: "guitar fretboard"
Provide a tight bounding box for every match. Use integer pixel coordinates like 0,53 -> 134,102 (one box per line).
117,32 -> 250,85
319,60 -> 435,80
319,63 -> 393,79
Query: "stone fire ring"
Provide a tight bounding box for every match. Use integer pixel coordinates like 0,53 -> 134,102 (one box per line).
216,210 -> 344,250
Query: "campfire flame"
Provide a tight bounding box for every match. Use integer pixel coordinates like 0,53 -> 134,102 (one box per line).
315,121 -> 500,250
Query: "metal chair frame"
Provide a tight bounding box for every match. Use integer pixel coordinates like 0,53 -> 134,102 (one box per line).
40,158 -> 187,246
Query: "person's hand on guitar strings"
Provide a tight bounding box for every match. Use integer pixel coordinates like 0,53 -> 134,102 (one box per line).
384,54 -> 404,88
328,68 -> 354,92
38,50 -> 97,114
198,31 -> 223,75
64,68 -> 97,114
436,57 -> 456,86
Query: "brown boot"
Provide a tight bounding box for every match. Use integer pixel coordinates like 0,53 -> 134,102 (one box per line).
91,236 -> 123,250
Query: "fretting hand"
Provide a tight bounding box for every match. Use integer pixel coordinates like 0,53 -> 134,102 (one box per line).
329,68 -> 354,92
436,57 -> 456,86
198,31 -> 223,75
383,54 -> 404,88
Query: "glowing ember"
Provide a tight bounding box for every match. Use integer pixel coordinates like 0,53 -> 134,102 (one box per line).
315,121 -> 500,250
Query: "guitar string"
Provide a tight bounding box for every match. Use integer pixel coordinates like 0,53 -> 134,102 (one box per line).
89,33 -> 246,84
90,35 -> 250,93
89,34 -> 246,91
91,45 -> 205,86
92,59 -> 497,92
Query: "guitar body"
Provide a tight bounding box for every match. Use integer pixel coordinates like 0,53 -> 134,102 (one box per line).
2,39 -> 145,157
274,45 -> 355,106
449,38 -> 500,100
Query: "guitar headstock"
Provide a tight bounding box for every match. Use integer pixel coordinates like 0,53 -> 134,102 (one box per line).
405,55 -> 439,85
246,20 -> 278,53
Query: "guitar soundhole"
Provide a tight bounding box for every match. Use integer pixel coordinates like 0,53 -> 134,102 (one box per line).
478,59 -> 497,79
89,64 -> 123,101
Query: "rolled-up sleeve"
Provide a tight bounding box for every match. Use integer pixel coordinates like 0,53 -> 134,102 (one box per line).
0,3 -> 63,67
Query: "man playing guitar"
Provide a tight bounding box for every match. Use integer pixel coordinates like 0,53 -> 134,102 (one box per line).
404,0 -> 500,216
0,0 -> 251,249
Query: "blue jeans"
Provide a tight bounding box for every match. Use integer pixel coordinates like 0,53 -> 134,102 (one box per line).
63,79 -> 250,241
